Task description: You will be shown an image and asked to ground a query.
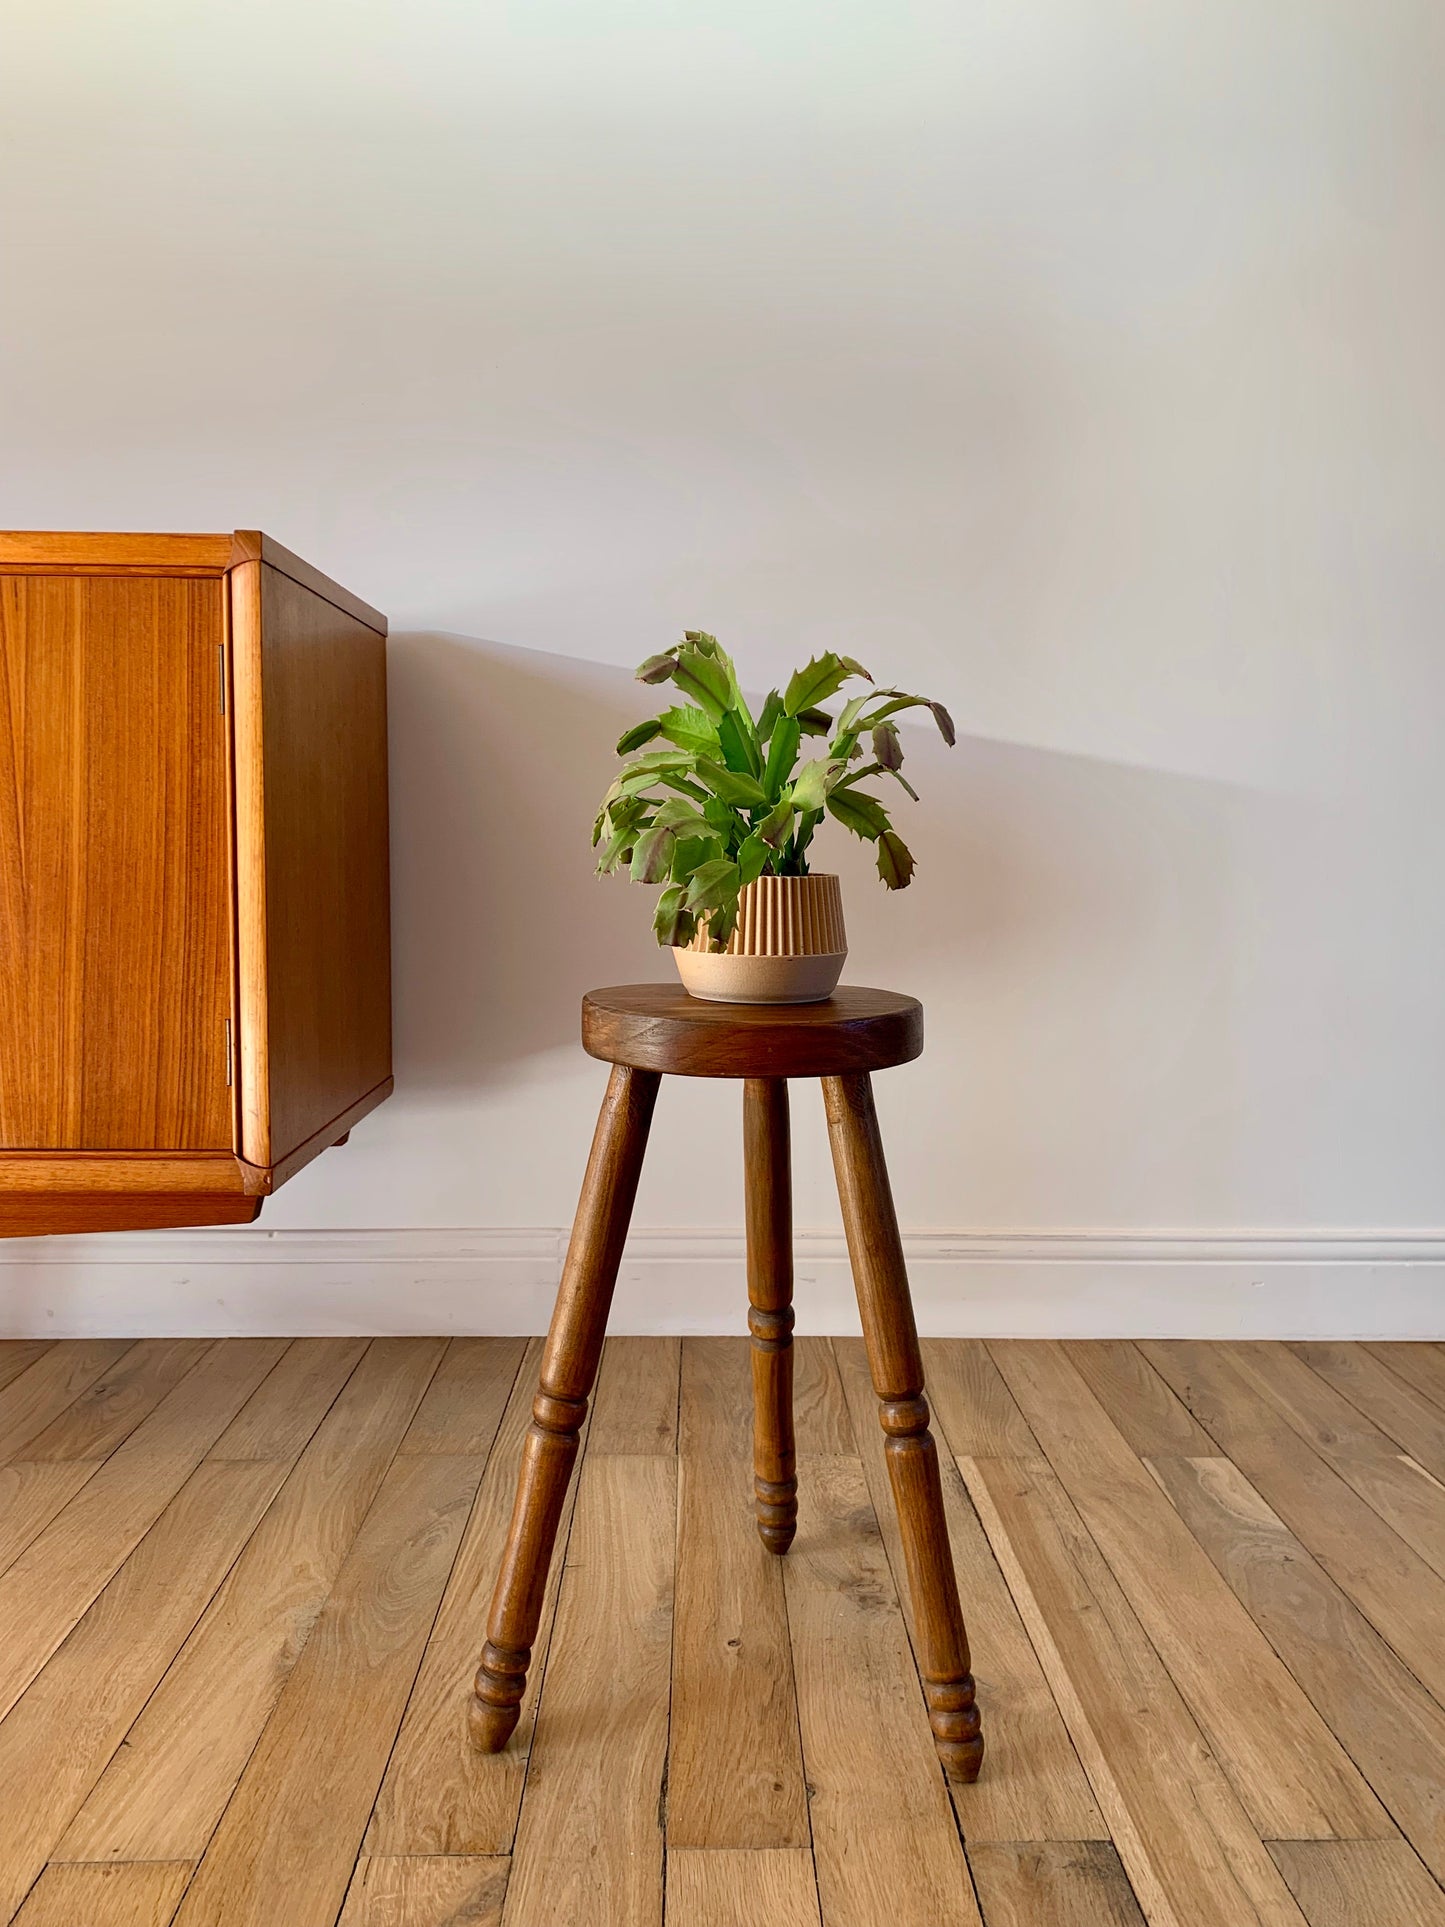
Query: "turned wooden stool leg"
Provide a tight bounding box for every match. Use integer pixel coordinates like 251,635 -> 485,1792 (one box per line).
822,1070 -> 984,1783
469,1062 -> 660,1753
745,1078 -> 797,1554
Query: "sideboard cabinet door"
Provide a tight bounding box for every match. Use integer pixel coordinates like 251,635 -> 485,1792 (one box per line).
0,573 -> 232,1150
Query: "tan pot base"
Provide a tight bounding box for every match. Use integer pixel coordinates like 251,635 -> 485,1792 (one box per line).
671,873 -> 848,1005
671,946 -> 846,1004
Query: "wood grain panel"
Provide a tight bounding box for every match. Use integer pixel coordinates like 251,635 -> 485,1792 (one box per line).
11,1860 -> 196,1927
0,1460 -> 97,1577
667,1454 -> 809,1849
58,1339 -> 445,1863
398,1339 -> 526,1457
1141,1341 -> 1445,1707
963,1455 -> 1307,1927
784,1455 -> 982,1927
23,1337 -> 212,1461
0,1338 -> 132,1462
1149,1453 -> 1445,1885
665,1850 -> 821,1927
588,1337 -> 681,1454
366,1342 -> 585,1858
501,1455 -> 675,1927
1268,1841 -> 1445,1927
834,1338 -> 1106,1844
966,1842 -> 1145,1927
231,560 -> 391,1170
337,1856 -> 509,1927
0,574 -> 232,1150
1289,1341 -> 1445,1481
0,1457 -> 287,1925
988,1340 -> 1387,1840
0,1339 -> 283,1721
172,1451 -> 481,1927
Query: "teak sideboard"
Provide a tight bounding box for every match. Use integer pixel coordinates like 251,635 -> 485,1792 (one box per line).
0,530 -> 392,1236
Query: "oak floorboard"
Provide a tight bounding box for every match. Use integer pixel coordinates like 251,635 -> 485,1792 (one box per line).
785,1455 -> 982,1927
0,1340 -> 133,1463
793,1337 -> 855,1453
397,1339 -> 526,1457
22,1339 -> 212,1462
963,1454 -> 1308,1927
1231,1341 -> 1445,1582
0,1460 -> 96,1577
0,1339 -> 286,1722
678,1338 -> 751,1457
1287,1343 -> 1445,1483
1147,1453 -> 1445,1885
11,1861 -> 195,1927
665,1849 -> 822,1927
366,1341 -> 588,1857
920,1340 -> 1041,1458
208,1337 -> 370,1460
0,1459 -> 287,1925
1141,1341 -> 1445,1709
58,1338 -> 447,1864
337,1855 -> 510,1927
1267,1840 -> 1445,1927
501,1455 -> 675,1927
1064,1340 -> 1218,1456
834,1337 -> 1105,1844
966,1842 -> 1145,1927
988,1340 -> 1387,1841
0,1343 -> 55,1396
1364,1343 -> 1445,1415
588,1337 -> 681,1454
667,1454 -> 809,1849
172,1451 -> 482,1927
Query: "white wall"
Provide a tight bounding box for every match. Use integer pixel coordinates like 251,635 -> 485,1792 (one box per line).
2,0 -> 1443,1333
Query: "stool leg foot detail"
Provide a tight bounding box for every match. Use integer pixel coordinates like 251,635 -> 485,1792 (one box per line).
823,1071 -> 986,1783
745,1078 -> 797,1555
469,1063 -> 660,1753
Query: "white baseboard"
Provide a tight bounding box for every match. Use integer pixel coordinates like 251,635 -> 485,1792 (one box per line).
0,1227 -> 1442,1339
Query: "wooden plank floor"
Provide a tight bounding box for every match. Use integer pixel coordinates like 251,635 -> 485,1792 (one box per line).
1,1337 -> 1444,1925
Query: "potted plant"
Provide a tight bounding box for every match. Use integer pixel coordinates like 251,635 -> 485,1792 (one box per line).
593,632 -> 955,1003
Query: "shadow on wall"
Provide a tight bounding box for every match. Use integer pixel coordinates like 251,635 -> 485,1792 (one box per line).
386,631 -> 661,1089
387,631 -> 1256,1157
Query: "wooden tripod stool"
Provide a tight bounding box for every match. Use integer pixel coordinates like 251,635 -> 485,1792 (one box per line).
468,983 -> 984,1783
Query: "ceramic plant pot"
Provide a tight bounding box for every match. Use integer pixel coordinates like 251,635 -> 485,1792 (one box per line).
673,872 -> 847,1004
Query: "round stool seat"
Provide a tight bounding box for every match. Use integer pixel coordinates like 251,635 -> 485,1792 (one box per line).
581,983 -> 923,1079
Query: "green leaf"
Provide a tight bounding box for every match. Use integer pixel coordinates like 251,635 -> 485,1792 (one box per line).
872,720 -> 903,770
616,768 -> 667,798
864,690 -> 957,746
623,748 -> 698,773
672,646 -> 732,721
636,651 -> 678,684
629,825 -> 676,884
717,708 -> 762,779
876,830 -> 915,888
784,651 -> 868,716
705,896 -> 739,952
930,701 -> 956,746
656,705 -> 720,756
683,629 -> 721,654
757,795 -> 794,848
695,759 -> 769,810
652,798 -> 717,837
756,690 -> 784,743
884,766 -> 921,803
839,655 -> 874,683
737,833 -> 769,887
684,857 -> 742,914
761,715 -> 801,800
596,825 -> 636,873
795,706 -> 832,736
702,795 -> 737,833
789,757 -> 845,812
653,884 -> 695,947
827,786 -> 891,841
615,718 -> 662,754
658,773 -> 711,803
671,833 -> 719,882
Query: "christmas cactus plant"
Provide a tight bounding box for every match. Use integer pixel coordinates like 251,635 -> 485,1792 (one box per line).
593,632 -> 955,951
